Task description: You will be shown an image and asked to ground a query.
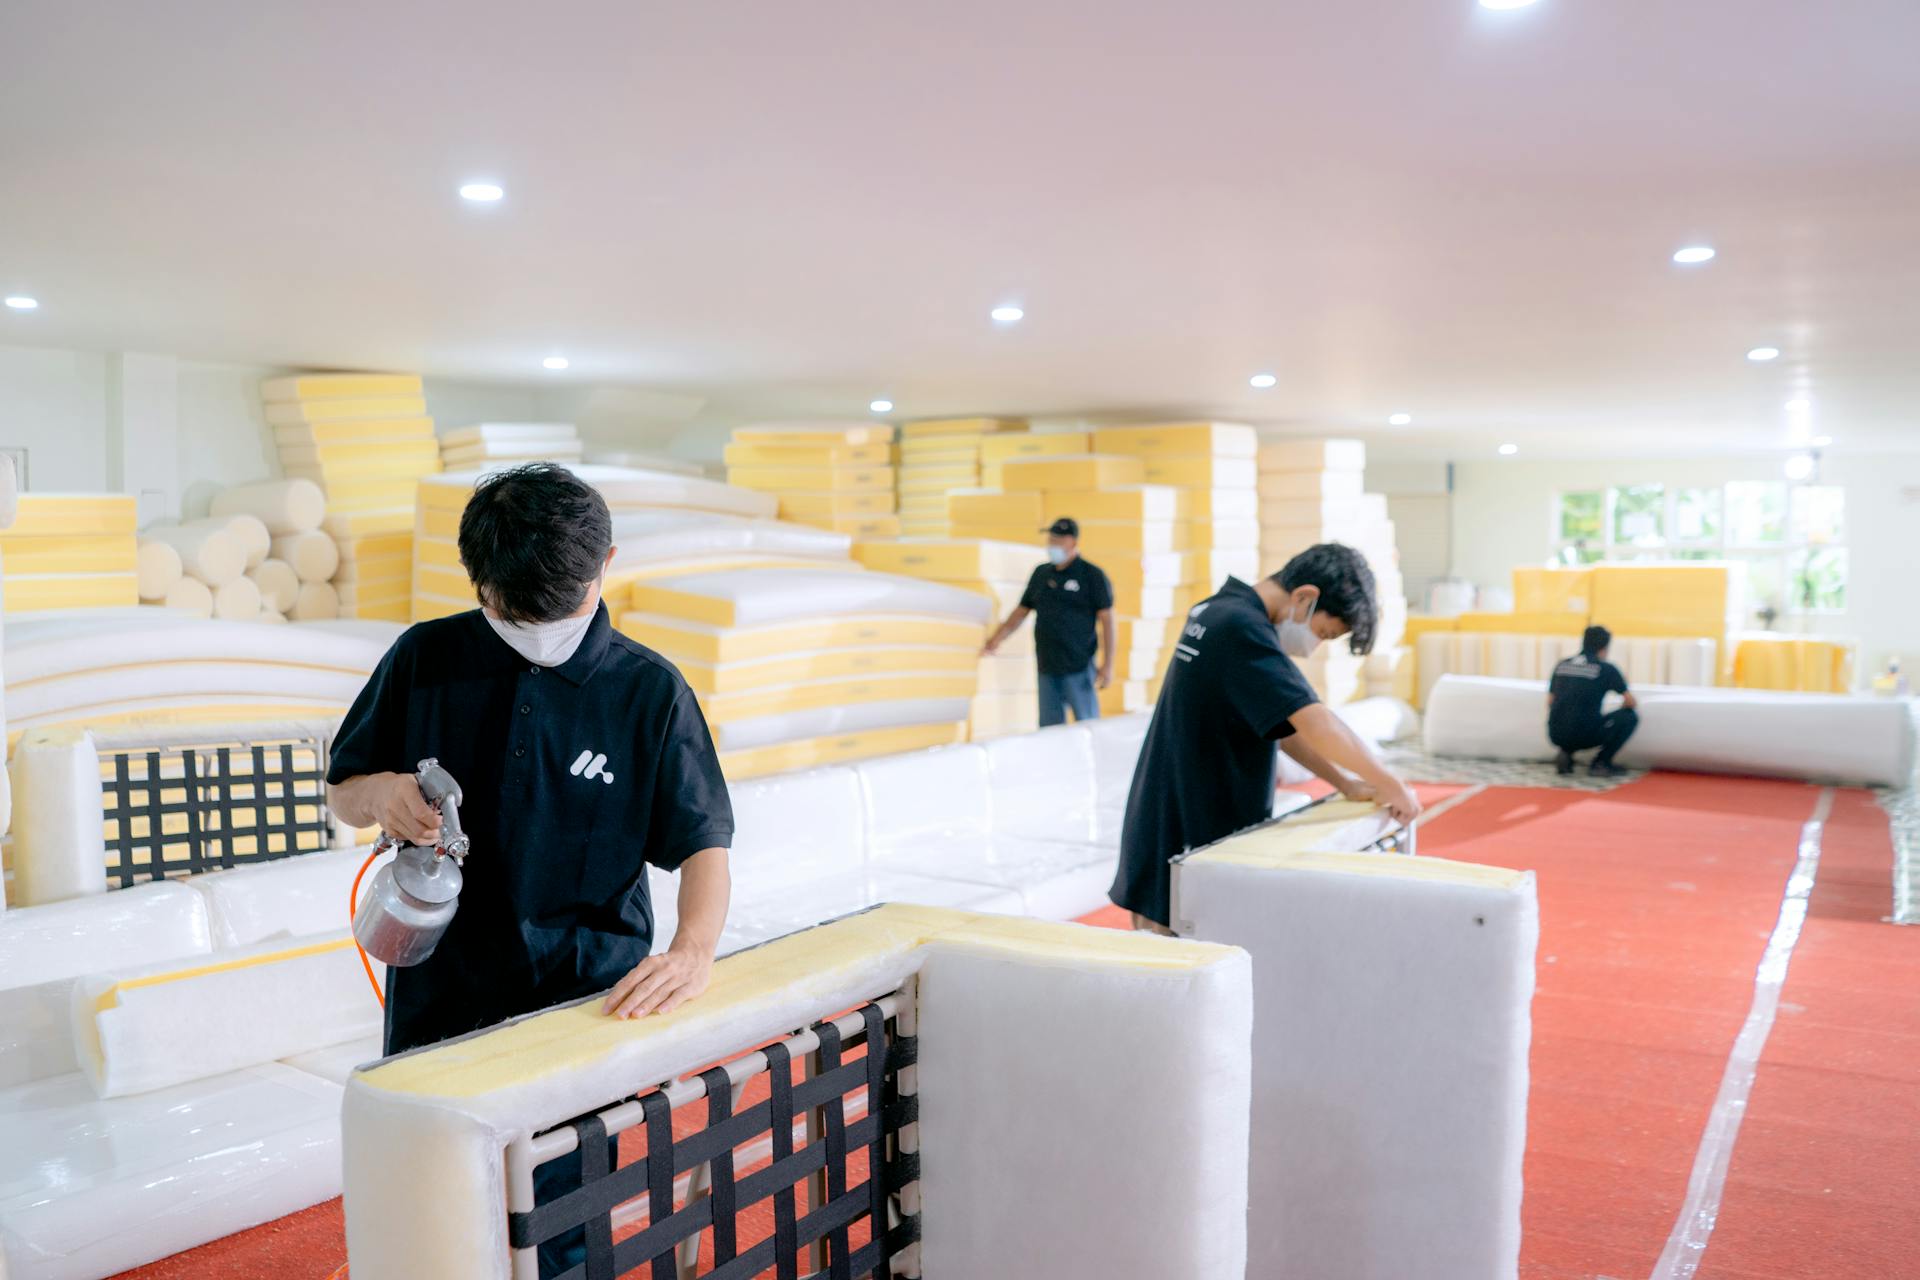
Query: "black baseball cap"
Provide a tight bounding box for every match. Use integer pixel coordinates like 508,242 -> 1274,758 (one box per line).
1043,517 -> 1078,539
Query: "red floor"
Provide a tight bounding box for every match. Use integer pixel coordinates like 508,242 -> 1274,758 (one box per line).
116,775 -> 1916,1280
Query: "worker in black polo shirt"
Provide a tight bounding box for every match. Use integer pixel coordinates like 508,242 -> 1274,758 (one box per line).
1547,624 -> 1639,776
981,517 -> 1115,726
326,463 -> 733,1277
1113,544 -> 1421,932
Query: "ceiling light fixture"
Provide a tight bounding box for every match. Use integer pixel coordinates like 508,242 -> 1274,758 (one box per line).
1388,413 -> 1412,426
1672,246 -> 1716,265
1784,452 -> 1815,481
1249,373 -> 1277,389
869,399 -> 894,413
542,356 -> 569,371
990,305 -> 1024,324
3,296 -> 38,310
459,182 -> 504,203
1747,346 -> 1781,362
1479,0 -> 1541,9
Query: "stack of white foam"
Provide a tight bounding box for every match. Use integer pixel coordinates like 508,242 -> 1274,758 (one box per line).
850,538 -> 1044,739
1416,633 -> 1719,707
621,567 -> 993,778
439,422 -> 584,469
1257,437 -> 1406,705
140,491 -> 291,624
724,423 -> 899,538
895,418 -> 1026,537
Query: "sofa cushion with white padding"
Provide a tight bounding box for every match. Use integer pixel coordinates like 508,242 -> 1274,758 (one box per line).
1423,674 -> 1919,787
723,871 -> 1026,948
72,930 -> 383,1098
0,980 -> 79,1088
0,880 -> 211,992
0,1064 -> 346,1280
714,766 -> 868,893
1174,820 -> 1537,1280
856,742 -> 995,849
283,1035 -> 384,1085
983,724 -> 1099,843
1334,695 -> 1420,746
188,844 -> 396,948
1086,713 -> 1152,846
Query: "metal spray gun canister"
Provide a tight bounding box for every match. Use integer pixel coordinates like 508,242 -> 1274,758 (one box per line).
351,758 -> 471,966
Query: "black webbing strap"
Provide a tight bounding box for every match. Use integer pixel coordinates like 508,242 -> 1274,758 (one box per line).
861,1003 -> 890,1280
577,1113 -> 616,1280
816,1019 -> 853,1280
641,1089 -> 675,1280
700,1064 -> 739,1266
765,1038 -> 801,1280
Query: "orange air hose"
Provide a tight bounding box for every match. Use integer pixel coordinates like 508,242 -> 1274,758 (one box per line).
349,844 -> 385,1008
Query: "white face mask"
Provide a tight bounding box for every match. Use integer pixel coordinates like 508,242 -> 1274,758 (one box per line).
1276,598 -> 1321,658
484,608 -> 596,667
1045,544 -> 1069,567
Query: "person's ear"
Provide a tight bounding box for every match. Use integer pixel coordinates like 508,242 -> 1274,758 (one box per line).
1292,584 -> 1321,613
604,545 -> 617,571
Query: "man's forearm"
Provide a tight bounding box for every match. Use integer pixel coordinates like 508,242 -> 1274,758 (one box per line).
670,846 -> 730,954
1098,610 -> 1115,672
1279,735 -> 1352,788
327,773 -> 392,830
1289,705 -> 1400,791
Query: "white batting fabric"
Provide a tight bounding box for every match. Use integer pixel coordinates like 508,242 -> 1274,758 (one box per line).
708,696 -> 971,752
6,729 -> 107,905
5,660 -> 366,723
0,1064 -> 343,1280
73,930 -> 382,1098
187,845 -> 396,948
1424,675 -> 1919,787
429,464 -> 778,520
1177,840 -> 1537,1280
4,610 -> 400,682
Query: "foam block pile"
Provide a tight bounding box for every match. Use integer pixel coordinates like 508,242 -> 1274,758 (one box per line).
1415,627 -> 1718,707
1256,437 -> 1407,705
895,417 -> 1027,537
850,538 -> 1045,739
439,422 -> 583,469
171,477 -> 362,622
725,423 -> 900,538
1,494 -> 140,613
620,566 -> 993,778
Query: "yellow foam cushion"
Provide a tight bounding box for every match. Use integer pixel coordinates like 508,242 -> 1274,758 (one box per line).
338,532 -> 414,559
730,425 -> 893,447
950,521 -> 1043,546
0,534 -> 138,573
1510,567 -> 1593,616
720,721 -> 970,781
1092,423 -> 1258,458
264,396 -> 429,425
1075,521 -> 1191,554
1589,564 -> 1729,629
898,466 -> 982,493
948,491 -> 1041,525
824,515 -> 901,538
676,644 -> 978,695
413,537 -> 464,569
1401,615 -> 1457,641
325,477 -> 433,510
851,539 -> 1036,582
6,494 -> 138,538
898,492 -> 955,514
999,455 -> 1146,492
703,671 -> 978,722
776,491 -> 896,519
1141,456 -> 1257,488
899,418 -> 1026,439
978,433 -> 1090,464
725,465 -> 894,493
346,599 -> 413,622
1455,610 -> 1588,636
1188,807 -> 1525,886
261,373 -> 423,402
281,439 -> 440,467
414,506 -> 462,540
287,456 -> 442,484
1038,486 -> 1184,523
1,573 -> 140,610
273,417 -> 437,449
325,508 -> 415,538
620,612 -> 984,664
723,442 -> 891,467
417,481 -> 479,513
414,564 -> 476,600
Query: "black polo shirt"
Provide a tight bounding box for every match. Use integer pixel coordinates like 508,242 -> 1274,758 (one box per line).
327,604 -> 733,1054
1018,555 -> 1114,676
1547,652 -> 1628,742
1112,577 -> 1319,925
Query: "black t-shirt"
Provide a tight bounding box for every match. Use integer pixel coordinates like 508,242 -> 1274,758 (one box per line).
1547,652 -> 1628,741
1019,555 -> 1114,676
1112,577 -> 1319,924
327,604 -> 733,1053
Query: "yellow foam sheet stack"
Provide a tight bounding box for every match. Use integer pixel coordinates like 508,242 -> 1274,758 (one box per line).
439,422 -> 583,470
1255,436 -> 1407,704
726,423 -> 899,538
0,495 -> 140,612
851,537 -> 1043,740
618,567 -> 993,778
895,418 -> 1027,537
1588,562 -> 1739,682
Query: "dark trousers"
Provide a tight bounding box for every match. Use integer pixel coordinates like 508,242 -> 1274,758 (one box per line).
1552,707 -> 1639,767
1038,662 -> 1101,726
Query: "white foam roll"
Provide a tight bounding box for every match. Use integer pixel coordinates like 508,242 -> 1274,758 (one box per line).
217,512 -> 272,569
7,728 -> 108,906
1416,632 -> 1452,709
160,575 -> 214,618
1484,634 -> 1533,681
1449,632 -> 1484,676
1664,638 -> 1718,687
247,557 -> 300,612
1538,635 -> 1570,676
135,539 -> 183,601
0,450 -> 18,530
211,575 -> 263,621
257,607 -> 288,624
142,522 -> 244,586
273,531 -> 340,583
291,580 -> 341,620
210,477 -> 326,535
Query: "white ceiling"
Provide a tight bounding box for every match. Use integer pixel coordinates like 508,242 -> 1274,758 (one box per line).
2,0 -> 1917,456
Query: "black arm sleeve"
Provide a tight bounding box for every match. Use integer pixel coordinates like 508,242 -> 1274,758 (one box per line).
325,636 -> 414,785
645,689 -> 735,870
1239,633 -> 1321,741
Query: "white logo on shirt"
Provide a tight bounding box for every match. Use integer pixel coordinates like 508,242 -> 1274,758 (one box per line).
1064,580 -> 1081,592
569,749 -> 616,785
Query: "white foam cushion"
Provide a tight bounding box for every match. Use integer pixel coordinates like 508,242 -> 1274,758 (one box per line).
872,833 -> 1113,921
284,1035 -> 383,1085
0,980 -> 78,1088
0,881 -> 211,992
983,725 -> 1097,842
1086,714 -> 1152,846
1334,696 -> 1420,746
711,696 -> 970,752
725,871 -> 1025,944
647,568 -> 993,627
726,767 -> 868,891
606,510 -> 849,566
188,846 -> 396,949
856,744 -> 994,846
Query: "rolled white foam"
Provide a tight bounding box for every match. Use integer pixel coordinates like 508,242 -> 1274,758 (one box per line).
218,512 -> 272,569
212,574 -> 263,621
291,580 -> 341,620
160,575 -> 215,618
1665,637 -> 1717,687
7,728 -> 107,906
144,522 -> 244,586
71,930 -> 382,1098
248,556 -> 300,612
258,607 -> 288,624
210,477 -> 326,535
188,845 -> 396,949
0,450 -> 18,529
135,539 -> 184,600
0,881 -> 210,992
1416,631 -> 1451,708
273,530 -> 340,582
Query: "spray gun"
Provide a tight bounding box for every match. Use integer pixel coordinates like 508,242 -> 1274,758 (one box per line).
351,758 -> 471,969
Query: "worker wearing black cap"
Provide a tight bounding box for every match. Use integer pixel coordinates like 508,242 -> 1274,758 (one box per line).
982,517 -> 1115,725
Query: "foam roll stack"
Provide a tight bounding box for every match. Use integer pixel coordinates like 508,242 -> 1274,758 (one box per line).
894,417 -> 1026,537
619,567 -> 993,778
438,422 -> 583,470
724,422 -> 900,538
1,494 -> 141,612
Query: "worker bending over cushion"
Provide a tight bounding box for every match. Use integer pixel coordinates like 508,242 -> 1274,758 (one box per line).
1113,544 -> 1421,932
1548,624 -> 1638,777
981,516 -> 1116,725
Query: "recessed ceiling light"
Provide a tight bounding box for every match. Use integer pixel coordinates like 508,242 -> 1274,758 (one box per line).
1388,413 -> 1412,426
1811,435 -> 1833,447
1747,346 -> 1781,362
3,296 -> 38,310
459,182 -> 504,203
1249,373 -> 1277,389
542,356 -> 569,371
1672,246 -> 1716,265
990,305 -> 1024,324
1784,452 -> 1815,481
1479,0 -> 1540,9
1498,443 -> 1519,456
869,399 -> 894,413
1784,398 -> 1811,412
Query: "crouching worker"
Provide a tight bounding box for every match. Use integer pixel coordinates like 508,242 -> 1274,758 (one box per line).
1113,544 -> 1422,933
1548,624 -> 1639,777
326,463 -> 732,1276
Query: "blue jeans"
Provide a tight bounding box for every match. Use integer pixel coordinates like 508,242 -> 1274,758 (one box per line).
1037,663 -> 1101,727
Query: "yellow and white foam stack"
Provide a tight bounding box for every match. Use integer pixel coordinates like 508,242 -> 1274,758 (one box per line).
620,567 -> 992,778
439,422 -> 583,469
724,423 -> 899,538
188,478 -> 346,622
1256,437 -> 1407,705
0,495 -> 140,613
850,537 -> 1044,739
895,418 -> 1027,537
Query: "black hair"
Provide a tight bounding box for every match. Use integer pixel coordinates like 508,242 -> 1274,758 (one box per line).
1582,624 -> 1612,656
1273,543 -> 1377,655
457,463 -> 612,624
